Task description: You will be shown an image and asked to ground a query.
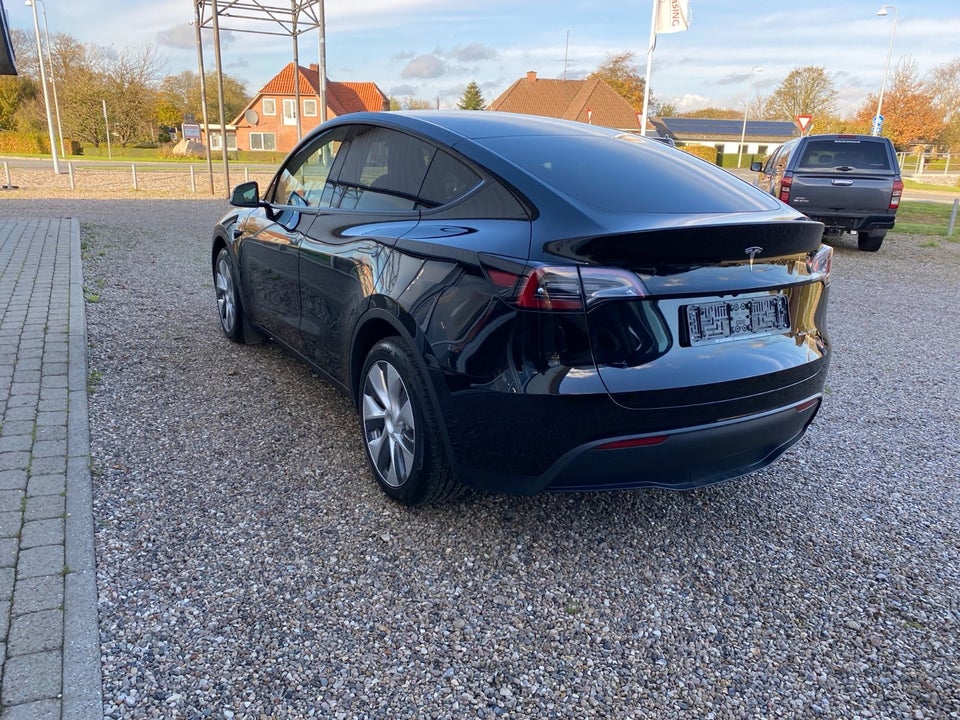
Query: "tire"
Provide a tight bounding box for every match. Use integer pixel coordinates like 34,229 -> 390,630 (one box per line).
214,247 -> 246,342
857,230 -> 885,252
359,338 -> 460,505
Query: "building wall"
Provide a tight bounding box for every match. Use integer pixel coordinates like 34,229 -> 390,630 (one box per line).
234,96 -> 333,152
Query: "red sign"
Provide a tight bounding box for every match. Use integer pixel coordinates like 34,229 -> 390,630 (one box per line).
796,115 -> 813,133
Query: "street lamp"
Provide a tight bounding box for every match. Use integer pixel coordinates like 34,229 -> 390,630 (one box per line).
25,0 -> 59,172
873,5 -> 898,136
737,65 -> 762,169
30,0 -> 65,156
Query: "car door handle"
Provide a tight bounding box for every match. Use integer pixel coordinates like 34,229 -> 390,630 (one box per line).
831,179 -> 854,186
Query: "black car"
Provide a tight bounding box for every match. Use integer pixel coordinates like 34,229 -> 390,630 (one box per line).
212,111 -> 832,505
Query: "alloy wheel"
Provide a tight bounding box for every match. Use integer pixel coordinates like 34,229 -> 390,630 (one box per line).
361,359 -> 416,488
215,255 -> 237,334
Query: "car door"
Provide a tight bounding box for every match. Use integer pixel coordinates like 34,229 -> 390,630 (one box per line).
297,124 -> 431,382
237,126 -> 350,350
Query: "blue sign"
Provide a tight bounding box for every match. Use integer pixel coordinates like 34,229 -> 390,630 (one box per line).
872,115 -> 884,134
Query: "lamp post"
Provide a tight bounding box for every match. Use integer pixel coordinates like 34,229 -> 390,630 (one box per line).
737,65 -> 762,169
873,5 -> 898,136
32,0 -> 65,156
25,0 -> 60,173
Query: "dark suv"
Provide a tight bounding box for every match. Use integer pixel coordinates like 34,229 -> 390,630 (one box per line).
752,134 -> 902,251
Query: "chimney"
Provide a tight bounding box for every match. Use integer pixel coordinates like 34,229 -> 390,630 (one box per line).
309,63 -> 319,73
526,71 -> 537,82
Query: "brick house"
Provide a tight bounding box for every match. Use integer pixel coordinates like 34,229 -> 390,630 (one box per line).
487,71 -> 648,133
226,62 -> 389,153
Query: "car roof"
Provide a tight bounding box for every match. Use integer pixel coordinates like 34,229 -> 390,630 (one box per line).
323,110 -> 624,143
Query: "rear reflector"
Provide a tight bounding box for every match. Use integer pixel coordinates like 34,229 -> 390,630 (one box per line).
596,435 -> 668,451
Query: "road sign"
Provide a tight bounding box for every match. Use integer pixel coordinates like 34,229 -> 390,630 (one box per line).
871,115 -> 884,135
182,123 -> 202,140
796,115 -> 813,134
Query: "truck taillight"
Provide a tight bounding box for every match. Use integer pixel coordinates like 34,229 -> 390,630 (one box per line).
778,176 -> 792,204
889,179 -> 903,209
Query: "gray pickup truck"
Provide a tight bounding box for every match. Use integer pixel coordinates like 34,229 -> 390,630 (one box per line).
751,134 -> 902,251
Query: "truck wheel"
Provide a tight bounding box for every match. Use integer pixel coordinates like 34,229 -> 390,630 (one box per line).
857,231 -> 885,252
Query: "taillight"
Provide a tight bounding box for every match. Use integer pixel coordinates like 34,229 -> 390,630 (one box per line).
806,244 -> 833,285
482,260 -> 648,312
778,176 -> 792,204
516,267 -> 583,310
889,179 -> 903,209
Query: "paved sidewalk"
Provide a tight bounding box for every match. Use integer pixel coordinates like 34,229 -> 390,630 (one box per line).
0,218 -> 102,720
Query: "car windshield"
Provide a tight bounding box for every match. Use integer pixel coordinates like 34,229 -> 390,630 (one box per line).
478,134 -> 779,214
796,139 -> 892,171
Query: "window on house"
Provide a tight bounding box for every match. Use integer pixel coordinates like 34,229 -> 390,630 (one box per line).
303,99 -> 318,117
209,132 -> 237,151
249,133 -> 277,151
283,98 -> 297,125
262,98 -> 276,116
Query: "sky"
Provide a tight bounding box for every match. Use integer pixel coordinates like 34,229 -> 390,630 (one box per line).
5,0 -> 959,119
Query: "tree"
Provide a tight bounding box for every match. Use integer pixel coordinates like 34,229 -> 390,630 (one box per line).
588,51 -> 646,111
855,59 -> 944,150
679,107 -> 741,119
764,66 -> 837,122
927,57 -> 960,150
457,81 -> 486,110
157,69 -> 249,129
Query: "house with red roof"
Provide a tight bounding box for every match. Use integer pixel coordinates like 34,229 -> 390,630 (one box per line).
487,71 -> 646,133
225,62 -> 389,153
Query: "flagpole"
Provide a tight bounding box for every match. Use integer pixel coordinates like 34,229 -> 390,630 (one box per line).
639,0 -> 658,136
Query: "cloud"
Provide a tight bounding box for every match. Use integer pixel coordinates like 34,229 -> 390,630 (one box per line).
156,23 -> 238,51
401,54 -> 445,79
448,43 -> 497,63
388,84 -> 419,97
391,50 -> 415,61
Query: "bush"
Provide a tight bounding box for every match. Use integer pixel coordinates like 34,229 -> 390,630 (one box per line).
0,131 -> 49,155
681,144 -> 718,164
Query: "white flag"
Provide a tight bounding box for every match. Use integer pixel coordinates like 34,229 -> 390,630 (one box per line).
655,0 -> 691,34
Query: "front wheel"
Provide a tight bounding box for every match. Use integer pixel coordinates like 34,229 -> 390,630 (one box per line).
359,338 -> 460,505
857,230 -> 885,252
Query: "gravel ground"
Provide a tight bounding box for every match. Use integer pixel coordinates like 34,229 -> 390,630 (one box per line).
3,187 -> 959,719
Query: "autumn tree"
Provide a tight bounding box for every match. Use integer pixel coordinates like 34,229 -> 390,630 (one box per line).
679,107 -> 741,119
764,66 -> 837,122
927,57 -> 960,150
855,59 -> 944,150
588,51 -> 646,111
157,69 -> 249,129
457,81 -> 486,110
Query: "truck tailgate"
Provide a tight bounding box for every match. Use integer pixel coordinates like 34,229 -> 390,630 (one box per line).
789,174 -> 891,212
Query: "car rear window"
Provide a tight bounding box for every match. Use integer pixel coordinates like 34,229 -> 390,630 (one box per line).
478,134 -> 780,214
797,139 -> 892,171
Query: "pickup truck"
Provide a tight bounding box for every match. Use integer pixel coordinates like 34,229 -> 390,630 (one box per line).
751,134 -> 903,251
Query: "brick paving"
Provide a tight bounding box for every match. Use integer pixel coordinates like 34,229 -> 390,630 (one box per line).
0,218 -> 101,720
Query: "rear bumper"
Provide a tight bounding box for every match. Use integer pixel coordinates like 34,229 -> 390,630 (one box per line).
455,394 -> 822,495
805,212 -> 896,232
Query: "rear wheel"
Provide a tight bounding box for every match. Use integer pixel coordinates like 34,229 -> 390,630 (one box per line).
359,338 -> 460,505
857,230 -> 885,252
214,247 -> 245,342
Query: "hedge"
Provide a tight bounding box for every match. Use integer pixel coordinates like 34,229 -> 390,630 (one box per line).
0,131 -> 49,155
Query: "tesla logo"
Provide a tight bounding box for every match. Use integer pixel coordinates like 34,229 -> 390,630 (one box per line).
745,246 -> 763,269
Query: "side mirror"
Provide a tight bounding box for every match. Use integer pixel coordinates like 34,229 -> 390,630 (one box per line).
230,181 -> 261,208
749,161 -> 763,173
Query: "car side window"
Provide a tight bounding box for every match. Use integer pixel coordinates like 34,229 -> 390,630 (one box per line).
271,126 -> 350,208
333,126 -> 434,212
417,150 -> 482,209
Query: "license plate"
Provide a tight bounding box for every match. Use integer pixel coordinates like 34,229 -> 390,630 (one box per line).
685,295 -> 790,346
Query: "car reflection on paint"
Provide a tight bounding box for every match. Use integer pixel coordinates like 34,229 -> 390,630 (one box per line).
211,111 -> 831,505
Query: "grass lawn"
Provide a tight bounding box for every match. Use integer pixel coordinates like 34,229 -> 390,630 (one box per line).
896,200 -> 959,238
903,178 -> 960,192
